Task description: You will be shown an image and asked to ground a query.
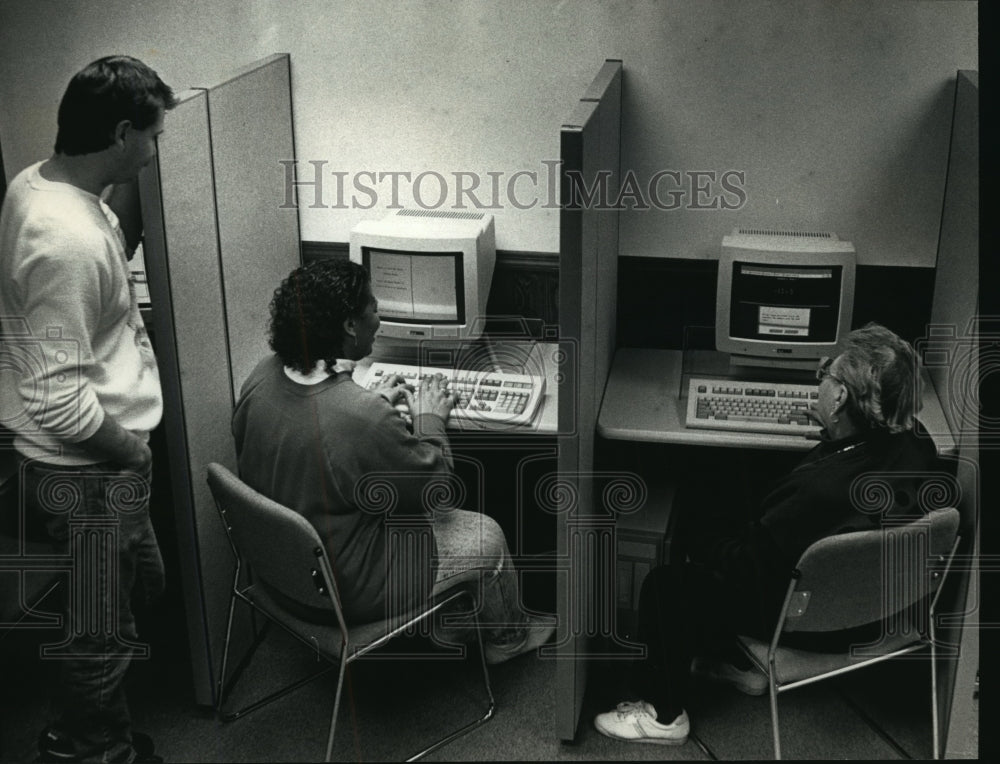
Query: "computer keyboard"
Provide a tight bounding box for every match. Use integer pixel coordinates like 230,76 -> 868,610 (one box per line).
358,361 -> 546,427
686,377 -> 821,437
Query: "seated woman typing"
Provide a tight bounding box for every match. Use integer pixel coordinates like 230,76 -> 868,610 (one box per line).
232,259 -> 553,663
594,323 -> 940,745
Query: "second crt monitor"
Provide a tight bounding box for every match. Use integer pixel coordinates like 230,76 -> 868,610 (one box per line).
350,209 -> 496,352
715,228 -> 856,371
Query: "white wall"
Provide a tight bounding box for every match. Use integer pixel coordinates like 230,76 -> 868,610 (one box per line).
0,0 -> 977,265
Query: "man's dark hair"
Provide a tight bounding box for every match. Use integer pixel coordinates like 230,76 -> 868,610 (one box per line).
54,55 -> 177,156
269,260 -> 371,374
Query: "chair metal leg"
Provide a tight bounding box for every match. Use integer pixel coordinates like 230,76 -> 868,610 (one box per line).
216,561 -> 248,713
403,595 -> 496,762
472,612 -> 497,717
324,654 -> 348,762
217,619 -> 275,719
220,586 -> 495,761
223,645 -> 338,722
930,625 -> 940,759
770,696 -> 781,759
320,596 -> 494,762
216,588 -> 240,713
769,660 -> 782,760
217,597 -> 338,722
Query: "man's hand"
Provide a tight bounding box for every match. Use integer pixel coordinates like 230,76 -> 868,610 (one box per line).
120,439 -> 153,473
78,415 -> 153,472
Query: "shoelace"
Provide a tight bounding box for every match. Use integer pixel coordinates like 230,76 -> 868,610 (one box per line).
615,701 -> 653,720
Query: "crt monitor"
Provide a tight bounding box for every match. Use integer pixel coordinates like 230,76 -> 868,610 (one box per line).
715,228 -> 856,371
349,209 -> 496,352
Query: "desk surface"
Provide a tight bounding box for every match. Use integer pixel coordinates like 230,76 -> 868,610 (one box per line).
354,340 -> 559,435
598,348 -> 956,454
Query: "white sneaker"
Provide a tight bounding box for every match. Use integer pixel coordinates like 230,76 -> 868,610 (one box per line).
593,701 -> 689,745
691,656 -> 769,696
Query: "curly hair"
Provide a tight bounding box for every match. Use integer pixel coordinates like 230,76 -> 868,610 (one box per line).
55,55 -> 177,156
834,323 -> 921,433
268,260 -> 371,374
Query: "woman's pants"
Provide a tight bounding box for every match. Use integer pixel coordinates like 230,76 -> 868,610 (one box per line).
430,507 -> 529,645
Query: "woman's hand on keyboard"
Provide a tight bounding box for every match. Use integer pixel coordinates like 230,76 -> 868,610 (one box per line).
373,373 -> 411,406
408,373 -> 456,421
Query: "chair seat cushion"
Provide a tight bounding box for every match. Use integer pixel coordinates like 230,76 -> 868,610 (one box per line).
738,630 -> 929,686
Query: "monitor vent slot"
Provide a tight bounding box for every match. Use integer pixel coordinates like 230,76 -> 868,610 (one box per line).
736,227 -> 836,240
397,208 -> 486,221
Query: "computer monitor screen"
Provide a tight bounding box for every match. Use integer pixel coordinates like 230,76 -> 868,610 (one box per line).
349,209 -> 495,352
729,262 -> 841,343
364,248 -> 463,323
716,229 -> 856,370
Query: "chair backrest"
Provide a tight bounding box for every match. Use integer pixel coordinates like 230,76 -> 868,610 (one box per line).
206,462 -> 340,618
782,507 -> 960,633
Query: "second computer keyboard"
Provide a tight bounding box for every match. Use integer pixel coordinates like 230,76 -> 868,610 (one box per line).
358,361 -> 546,427
686,377 -> 821,436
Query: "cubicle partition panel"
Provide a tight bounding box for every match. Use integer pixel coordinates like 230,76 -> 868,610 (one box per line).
0,137 -> 6,206
924,70 -> 979,758
199,54 -> 301,397
581,63 -> 621,414
556,59 -> 622,742
140,89 -> 236,707
140,55 -> 302,706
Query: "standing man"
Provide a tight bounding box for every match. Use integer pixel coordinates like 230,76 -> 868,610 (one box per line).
0,56 -> 176,763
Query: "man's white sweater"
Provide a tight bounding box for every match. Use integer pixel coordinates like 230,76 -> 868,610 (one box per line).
0,162 -> 162,464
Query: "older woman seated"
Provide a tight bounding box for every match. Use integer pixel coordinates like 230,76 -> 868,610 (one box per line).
594,322 -> 939,745
232,259 -> 553,663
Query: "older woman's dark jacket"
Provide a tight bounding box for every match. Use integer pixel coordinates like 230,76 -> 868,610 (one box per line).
687,425 -> 940,633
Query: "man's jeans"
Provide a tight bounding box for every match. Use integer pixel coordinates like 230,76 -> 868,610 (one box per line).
21,459 -> 163,763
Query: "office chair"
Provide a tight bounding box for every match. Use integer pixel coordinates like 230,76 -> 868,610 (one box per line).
736,506 -> 960,760
206,462 -> 495,762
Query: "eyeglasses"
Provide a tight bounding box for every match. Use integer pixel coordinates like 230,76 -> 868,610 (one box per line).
816,356 -> 842,383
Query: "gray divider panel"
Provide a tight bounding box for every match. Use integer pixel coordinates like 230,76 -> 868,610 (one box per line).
928,70 -> 978,759
201,53 -> 302,398
140,88 -> 234,706
139,54 -> 302,706
556,59 -> 622,742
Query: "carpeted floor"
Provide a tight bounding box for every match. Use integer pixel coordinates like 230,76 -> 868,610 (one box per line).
1,603 -> 974,762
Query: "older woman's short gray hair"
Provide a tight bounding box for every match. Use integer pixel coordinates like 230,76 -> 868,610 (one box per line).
833,323 -> 921,433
